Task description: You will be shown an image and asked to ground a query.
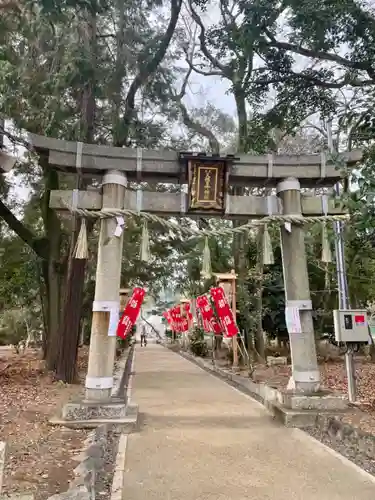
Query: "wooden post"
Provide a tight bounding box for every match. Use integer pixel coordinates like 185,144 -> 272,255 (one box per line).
85,170 -> 127,402
215,272 -> 239,371
277,177 -> 320,393
181,298 -> 192,349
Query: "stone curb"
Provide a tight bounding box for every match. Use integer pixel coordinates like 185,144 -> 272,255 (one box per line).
71,425 -> 108,495
112,347 -> 132,398
46,425 -> 108,500
0,442 -> 5,496
110,434 -> 127,500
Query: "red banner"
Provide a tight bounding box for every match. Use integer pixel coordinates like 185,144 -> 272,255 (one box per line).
163,311 -> 172,325
196,295 -> 222,335
169,306 -> 180,332
209,287 -> 238,337
117,287 -> 146,339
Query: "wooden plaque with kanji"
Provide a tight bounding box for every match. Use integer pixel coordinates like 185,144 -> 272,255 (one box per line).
187,159 -> 226,213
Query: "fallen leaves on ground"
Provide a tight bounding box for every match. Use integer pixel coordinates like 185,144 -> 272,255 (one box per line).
247,357 -> 375,436
0,347 -> 90,500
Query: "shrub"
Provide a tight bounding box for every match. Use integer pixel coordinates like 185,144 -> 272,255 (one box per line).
189,326 -> 208,357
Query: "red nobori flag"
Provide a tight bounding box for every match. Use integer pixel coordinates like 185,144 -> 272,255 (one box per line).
117,287 -> 146,339
163,310 -> 172,325
169,306 -> 181,332
172,305 -> 189,332
209,287 -> 238,337
196,295 -> 222,335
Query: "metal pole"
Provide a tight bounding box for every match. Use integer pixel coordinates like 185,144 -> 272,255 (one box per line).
326,121 -> 356,402
231,271 -> 239,371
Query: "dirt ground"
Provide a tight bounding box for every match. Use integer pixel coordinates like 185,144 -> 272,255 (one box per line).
0,346 -> 90,500
245,357 -> 375,435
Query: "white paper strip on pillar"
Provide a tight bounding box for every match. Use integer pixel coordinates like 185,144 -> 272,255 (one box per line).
92,300 -> 119,312
285,307 -> 302,334
85,376 -> 113,389
108,306 -> 120,336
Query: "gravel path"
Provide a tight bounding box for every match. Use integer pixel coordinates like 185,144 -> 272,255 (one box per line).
122,344 -> 375,500
304,424 -> 375,477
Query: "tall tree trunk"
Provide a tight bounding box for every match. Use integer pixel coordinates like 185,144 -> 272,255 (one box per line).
232,87 -> 254,363
41,159 -> 62,370
111,0 -> 126,146
234,88 -> 248,153
254,225 -> 265,361
55,7 -> 97,383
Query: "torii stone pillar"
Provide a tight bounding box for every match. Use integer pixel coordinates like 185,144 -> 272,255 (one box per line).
277,177 -> 320,393
85,170 -> 127,402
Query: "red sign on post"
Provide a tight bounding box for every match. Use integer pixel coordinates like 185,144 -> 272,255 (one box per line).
117,287 -> 146,339
210,287 -> 239,337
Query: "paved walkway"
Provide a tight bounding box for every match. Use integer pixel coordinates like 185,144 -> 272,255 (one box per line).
123,344 -> 375,499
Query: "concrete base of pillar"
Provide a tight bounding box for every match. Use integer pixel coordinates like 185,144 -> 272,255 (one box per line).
49,399 -> 139,430
280,390 -> 348,411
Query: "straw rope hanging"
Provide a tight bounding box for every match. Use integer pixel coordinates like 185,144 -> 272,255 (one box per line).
67,195 -> 349,260
74,219 -> 89,259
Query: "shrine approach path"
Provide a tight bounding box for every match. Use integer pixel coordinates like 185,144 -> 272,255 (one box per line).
121,343 -> 375,500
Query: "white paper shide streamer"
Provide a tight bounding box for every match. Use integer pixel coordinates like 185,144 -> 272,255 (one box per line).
201,237 -> 212,279
262,224 -> 274,265
140,222 -> 151,262
321,195 -> 332,263
262,196 -> 274,265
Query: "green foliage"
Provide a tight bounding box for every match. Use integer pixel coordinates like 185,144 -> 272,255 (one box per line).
0,307 -> 42,346
188,326 -> 208,357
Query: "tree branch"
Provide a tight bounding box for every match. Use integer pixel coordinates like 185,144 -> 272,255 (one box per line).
172,67 -> 220,154
184,55 -> 223,77
117,0 -> 182,146
0,198 -> 48,259
188,0 -> 230,76
257,71 -> 373,89
264,28 -> 372,74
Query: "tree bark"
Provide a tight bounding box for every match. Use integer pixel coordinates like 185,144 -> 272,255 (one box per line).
40,161 -> 62,370
254,226 -> 265,361
116,0 -> 182,146
234,88 -> 248,153
55,6 -> 97,383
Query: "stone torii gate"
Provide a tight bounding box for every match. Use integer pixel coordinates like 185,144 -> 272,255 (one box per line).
29,134 -> 361,423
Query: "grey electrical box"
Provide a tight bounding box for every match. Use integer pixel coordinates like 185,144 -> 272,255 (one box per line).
333,309 -> 369,343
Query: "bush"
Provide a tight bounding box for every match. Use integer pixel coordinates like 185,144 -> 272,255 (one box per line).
0,309 -> 28,347
189,327 -> 208,357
